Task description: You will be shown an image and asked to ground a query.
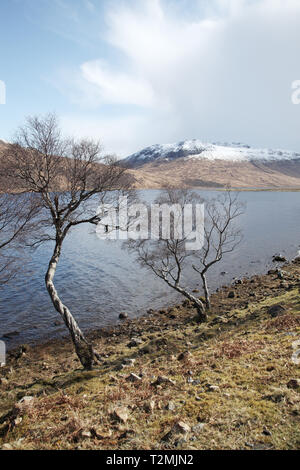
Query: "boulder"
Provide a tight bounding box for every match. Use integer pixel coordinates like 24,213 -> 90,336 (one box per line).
273,254 -> 287,262
119,312 -> 128,320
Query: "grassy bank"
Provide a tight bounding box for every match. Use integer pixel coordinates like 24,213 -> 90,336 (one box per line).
0,261 -> 299,450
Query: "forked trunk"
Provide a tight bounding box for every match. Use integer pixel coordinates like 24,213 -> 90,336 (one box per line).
45,240 -> 95,369
175,285 -> 207,322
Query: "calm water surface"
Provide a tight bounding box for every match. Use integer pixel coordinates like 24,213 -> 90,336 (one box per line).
0,190 -> 299,347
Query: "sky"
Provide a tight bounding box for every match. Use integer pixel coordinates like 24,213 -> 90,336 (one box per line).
0,0 -> 300,157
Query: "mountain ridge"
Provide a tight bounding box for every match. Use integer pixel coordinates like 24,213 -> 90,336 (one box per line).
124,140 -> 300,190
125,139 -> 300,168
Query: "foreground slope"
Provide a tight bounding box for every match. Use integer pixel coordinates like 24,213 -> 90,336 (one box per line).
0,261 -> 299,450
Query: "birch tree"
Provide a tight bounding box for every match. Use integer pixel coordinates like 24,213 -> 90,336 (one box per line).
127,189 -> 244,321
127,189 -> 207,321
6,114 -> 130,369
0,192 -> 40,286
192,190 -> 244,309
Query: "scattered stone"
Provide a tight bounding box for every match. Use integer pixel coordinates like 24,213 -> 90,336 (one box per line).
144,401 -> 155,413
127,338 -> 143,348
0,377 -> 9,386
263,389 -> 286,403
119,312 -> 128,320
273,254 -> 287,262
267,304 -> 286,318
228,291 -> 235,299
122,358 -> 136,367
177,351 -> 192,361
162,421 -> 191,441
14,416 -> 23,426
80,430 -> 92,439
287,379 -> 300,389
126,373 -> 142,383
192,423 -> 205,434
268,269 -> 277,275
111,407 -> 129,424
262,427 -> 272,436
152,375 -> 176,386
205,384 -> 220,392
165,401 -> 176,411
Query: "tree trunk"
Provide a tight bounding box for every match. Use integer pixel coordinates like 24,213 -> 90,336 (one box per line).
201,273 -> 211,310
45,240 -> 95,369
174,285 -> 207,322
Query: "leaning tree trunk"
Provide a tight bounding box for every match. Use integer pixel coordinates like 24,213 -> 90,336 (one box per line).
201,273 -> 211,310
173,284 -> 207,322
45,240 -> 95,369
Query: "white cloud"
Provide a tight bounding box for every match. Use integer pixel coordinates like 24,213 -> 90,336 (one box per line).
80,60 -> 155,107
59,0 -> 300,156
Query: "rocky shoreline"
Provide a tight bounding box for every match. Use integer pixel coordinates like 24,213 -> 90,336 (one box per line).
4,258 -> 300,364
0,259 -> 299,450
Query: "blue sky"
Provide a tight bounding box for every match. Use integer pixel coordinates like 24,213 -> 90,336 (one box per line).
0,0 -> 300,157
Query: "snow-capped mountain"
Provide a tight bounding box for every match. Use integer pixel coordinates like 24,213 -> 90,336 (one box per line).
125,140 -> 300,168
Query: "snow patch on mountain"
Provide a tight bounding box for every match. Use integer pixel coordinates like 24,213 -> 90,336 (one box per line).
125,139 -> 300,166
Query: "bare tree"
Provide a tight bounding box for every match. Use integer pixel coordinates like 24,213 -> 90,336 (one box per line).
192,190 -> 244,309
127,189 -> 207,321
0,192 -> 40,286
6,113 -> 130,369
127,189 -> 244,321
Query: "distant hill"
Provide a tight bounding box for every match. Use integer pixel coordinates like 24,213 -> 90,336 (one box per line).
125,140 -> 300,189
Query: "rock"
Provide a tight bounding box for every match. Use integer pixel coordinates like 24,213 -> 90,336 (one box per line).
14,416 -> 23,426
14,396 -> 35,415
126,373 -> 142,383
273,254 -> 287,262
177,351 -> 192,361
205,384 -> 220,392
262,427 -> 272,436
152,376 -> 176,386
280,281 -> 289,289
287,379 -> 300,389
263,389 -> 286,403
80,430 -> 92,439
267,269 -> 277,275
165,401 -> 176,411
122,358 -> 136,367
127,338 -> 143,348
267,304 -> 286,318
111,407 -> 129,424
0,377 -> 9,386
228,291 -> 235,299
147,309 -> 155,315
162,421 -> 191,442
192,423 -> 205,434
144,401 -> 155,413
119,312 -> 128,320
